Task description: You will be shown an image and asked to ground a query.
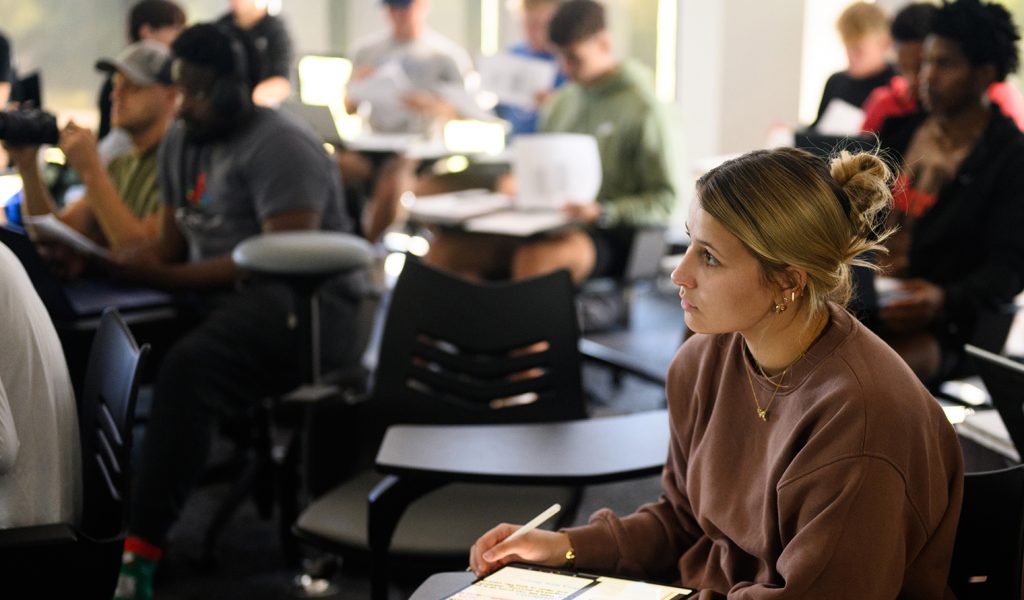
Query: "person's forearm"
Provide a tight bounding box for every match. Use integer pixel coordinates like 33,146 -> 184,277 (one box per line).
252,77 -> 291,107
125,254 -> 237,291
77,165 -> 150,249
17,157 -> 60,218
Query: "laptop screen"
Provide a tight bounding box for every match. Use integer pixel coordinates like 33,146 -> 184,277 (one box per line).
965,344 -> 1024,459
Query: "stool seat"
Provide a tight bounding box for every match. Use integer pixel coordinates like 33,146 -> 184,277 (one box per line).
232,231 -> 373,278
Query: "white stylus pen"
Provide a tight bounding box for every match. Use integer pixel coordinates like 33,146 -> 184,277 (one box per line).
504,503 -> 562,542
468,503 -> 562,572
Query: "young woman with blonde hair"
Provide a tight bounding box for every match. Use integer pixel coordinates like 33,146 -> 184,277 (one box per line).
469,147 -> 964,598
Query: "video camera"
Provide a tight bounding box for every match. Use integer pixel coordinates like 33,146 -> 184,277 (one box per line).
0,108 -> 59,146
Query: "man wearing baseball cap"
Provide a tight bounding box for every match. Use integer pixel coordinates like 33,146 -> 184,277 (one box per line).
10,39 -> 178,258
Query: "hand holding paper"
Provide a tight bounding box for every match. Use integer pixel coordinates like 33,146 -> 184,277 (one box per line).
25,214 -> 110,259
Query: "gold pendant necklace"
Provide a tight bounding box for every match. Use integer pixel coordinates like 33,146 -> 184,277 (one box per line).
744,357 -> 788,422
743,311 -> 827,422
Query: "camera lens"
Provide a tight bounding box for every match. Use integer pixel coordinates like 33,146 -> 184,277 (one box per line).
0,109 -> 60,145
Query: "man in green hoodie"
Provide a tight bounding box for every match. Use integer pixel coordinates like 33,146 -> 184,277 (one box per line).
510,0 -> 677,283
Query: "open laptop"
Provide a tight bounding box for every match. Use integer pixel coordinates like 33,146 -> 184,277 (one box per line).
0,223 -> 172,325
965,344 -> 1024,459
280,100 -> 344,147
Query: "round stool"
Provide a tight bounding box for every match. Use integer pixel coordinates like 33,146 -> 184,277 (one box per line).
233,230 -> 374,386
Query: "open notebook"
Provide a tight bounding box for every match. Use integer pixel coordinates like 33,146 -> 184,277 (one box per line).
447,564 -> 693,600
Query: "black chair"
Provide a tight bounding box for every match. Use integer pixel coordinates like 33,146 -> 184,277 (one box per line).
948,464 -> 1024,600
577,226 -> 669,333
0,308 -> 149,596
294,258 -> 586,592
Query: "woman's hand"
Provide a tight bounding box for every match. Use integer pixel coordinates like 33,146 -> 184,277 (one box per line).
878,278 -> 945,333
468,524 -> 572,578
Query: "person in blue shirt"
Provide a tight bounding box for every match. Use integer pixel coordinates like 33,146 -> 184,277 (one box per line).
495,0 -> 567,135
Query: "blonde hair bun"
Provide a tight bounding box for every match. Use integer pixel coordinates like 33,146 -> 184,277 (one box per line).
829,150 -> 893,239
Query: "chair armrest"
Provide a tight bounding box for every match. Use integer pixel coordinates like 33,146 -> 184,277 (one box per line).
579,338 -> 668,387
0,523 -> 77,548
375,410 -> 669,485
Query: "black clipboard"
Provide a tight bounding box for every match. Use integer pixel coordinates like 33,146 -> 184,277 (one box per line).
445,563 -> 693,599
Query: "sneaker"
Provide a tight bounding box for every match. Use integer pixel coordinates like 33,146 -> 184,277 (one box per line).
113,551 -> 156,600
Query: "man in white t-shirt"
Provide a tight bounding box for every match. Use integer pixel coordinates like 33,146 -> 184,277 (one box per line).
0,244 -> 80,530
345,0 -> 474,134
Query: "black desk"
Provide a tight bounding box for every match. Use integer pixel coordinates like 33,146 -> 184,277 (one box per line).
376,410 -> 670,485
368,410 -> 670,600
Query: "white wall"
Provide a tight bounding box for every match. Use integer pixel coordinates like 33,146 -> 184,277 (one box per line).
680,0 -> 804,160
343,0 -> 472,55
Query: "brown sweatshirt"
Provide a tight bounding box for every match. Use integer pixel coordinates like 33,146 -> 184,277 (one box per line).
566,304 -> 963,599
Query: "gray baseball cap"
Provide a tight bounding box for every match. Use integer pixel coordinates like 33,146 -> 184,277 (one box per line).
95,40 -> 173,86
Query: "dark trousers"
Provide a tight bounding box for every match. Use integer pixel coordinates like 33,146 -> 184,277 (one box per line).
129,276 -> 361,546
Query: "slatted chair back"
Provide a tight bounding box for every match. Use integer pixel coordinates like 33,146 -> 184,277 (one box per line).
372,259 -> 585,427
77,309 -> 149,542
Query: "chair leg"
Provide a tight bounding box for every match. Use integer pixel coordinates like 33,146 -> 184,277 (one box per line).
367,475 -> 446,600
200,454 -> 270,565
275,427 -> 303,567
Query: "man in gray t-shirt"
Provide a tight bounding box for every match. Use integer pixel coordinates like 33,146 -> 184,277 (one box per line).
159,108 -> 347,262
345,0 -> 474,134
111,24 -> 363,599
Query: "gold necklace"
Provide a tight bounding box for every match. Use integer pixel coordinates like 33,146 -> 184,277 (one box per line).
744,353 -> 794,422
744,312 -> 827,422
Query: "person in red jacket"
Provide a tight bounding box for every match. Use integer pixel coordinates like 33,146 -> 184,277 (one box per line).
861,2 -> 1024,133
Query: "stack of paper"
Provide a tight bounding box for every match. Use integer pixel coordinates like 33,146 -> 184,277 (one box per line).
463,210 -> 571,237
408,190 -> 512,225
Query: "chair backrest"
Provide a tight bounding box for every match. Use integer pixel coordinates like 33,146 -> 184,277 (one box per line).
948,464 -> 1024,600
77,309 -> 149,542
371,258 -> 585,428
623,226 -> 668,282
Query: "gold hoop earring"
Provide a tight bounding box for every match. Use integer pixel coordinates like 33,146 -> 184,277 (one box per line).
790,291 -> 796,303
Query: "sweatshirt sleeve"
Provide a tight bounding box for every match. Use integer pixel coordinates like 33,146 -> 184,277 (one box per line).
601,104 -> 677,228
562,347 -> 705,581
0,372 -> 20,474
563,446 -> 704,581
700,456 -> 936,600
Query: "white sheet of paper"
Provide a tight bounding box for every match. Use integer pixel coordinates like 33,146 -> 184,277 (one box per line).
346,61 -> 418,131
436,82 -> 497,122
815,98 -> 865,136
576,577 -> 693,599
513,133 -> 602,210
25,214 -> 110,259
447,566 -> 593,600
478,52 -> 559,110
959,409 -> 1020,462
408,190 -> 512,225
874,275 -> 914,307
463,210 -> 570,237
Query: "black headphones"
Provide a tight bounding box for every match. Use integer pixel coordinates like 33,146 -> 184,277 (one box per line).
210,25 -> 253,117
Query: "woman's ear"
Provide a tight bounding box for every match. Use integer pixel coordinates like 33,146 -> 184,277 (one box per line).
771,266 -> 808,303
